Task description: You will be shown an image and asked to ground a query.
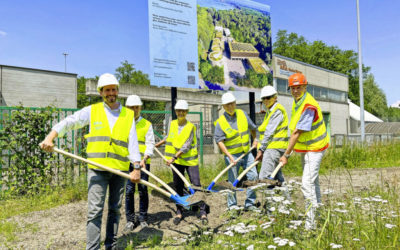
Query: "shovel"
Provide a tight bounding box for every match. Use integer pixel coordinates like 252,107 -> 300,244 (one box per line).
154,147 -> 195,194
206,146 -> 256,192
52,147 -> 198,208
232,160 -> 260,187
267,162 -> 284,180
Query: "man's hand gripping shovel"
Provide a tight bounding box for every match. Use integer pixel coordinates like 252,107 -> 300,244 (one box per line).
206,146 -> 256,193
50,147 -> 202,209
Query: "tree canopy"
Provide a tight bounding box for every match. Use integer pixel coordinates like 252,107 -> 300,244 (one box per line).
273,30 -> 394,120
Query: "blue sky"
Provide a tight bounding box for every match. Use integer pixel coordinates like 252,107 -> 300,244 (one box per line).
0,0 -> 399,105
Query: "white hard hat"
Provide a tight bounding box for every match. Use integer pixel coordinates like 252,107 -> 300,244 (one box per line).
97,73 -> 119,91
126,95 -> 143,106
260,85 -> 277,99
221,92 -> 236,105
174,100 -> 189,110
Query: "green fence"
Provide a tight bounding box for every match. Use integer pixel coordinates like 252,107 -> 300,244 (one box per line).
0,106 -> 204,190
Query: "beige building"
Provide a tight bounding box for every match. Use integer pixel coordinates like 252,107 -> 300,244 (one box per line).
237,54 -> 350,136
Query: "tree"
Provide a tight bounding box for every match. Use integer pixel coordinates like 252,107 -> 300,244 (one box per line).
115,61 -> 163,110
273,30 -> 388,119
115,60 -> 150,85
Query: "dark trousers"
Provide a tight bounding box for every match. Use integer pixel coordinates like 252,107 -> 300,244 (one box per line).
125,163 -> 150,222
173,163 -> 206,216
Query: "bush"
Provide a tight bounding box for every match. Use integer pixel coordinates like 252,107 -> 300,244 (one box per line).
0,107 -> 63,195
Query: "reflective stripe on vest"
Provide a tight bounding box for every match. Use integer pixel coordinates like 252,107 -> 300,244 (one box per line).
258,103 -> 289,150
136,118 -> 152,164
215,109 -> 250,154
289,93 -> 330,152
165,120 -> 198,166
84,102 -> 134,171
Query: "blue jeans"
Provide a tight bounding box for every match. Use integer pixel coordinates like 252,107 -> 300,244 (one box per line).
225,152 -> 258,208
86,168 -> 127,250
125,163 -> 150,222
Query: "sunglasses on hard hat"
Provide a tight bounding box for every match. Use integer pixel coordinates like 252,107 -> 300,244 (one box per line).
261,95 -> 275,101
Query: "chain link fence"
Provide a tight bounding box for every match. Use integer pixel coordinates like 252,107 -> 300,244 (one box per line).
0,107 -> 204,190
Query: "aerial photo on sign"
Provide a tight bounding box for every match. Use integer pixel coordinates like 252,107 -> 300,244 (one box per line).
197,0 -> 272,91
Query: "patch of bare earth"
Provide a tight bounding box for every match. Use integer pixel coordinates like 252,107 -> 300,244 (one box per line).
2,167 -> 399,249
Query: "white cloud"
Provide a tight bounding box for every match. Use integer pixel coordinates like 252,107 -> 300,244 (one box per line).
0,30 -> 7,36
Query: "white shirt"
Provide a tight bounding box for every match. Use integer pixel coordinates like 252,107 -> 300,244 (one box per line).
136,116 -> 155,158
52,102 -> 141,163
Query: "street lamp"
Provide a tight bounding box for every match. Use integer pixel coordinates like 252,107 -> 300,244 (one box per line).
62,52 -> 68,72
356,0 -> 365,142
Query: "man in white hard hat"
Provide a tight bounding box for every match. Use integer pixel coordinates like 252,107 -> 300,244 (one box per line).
255,86 -> 289,186
155,100 -> 208,225
124,95 -> 155,231
40,73 -> 141,250
214,92 -> 259,212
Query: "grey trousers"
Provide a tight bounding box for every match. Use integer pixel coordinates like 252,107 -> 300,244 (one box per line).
259,148 -> 285,182
86,169 -> 126,250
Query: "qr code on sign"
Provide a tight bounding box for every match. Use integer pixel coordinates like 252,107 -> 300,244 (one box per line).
187,75 -> 195,85
187,62 -> 195,71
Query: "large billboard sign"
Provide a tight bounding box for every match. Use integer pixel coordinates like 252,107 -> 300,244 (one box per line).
148,0 -> 199,88
148,0 -> 272,91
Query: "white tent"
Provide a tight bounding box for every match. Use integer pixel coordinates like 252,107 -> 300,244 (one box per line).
348,100 -> 383,122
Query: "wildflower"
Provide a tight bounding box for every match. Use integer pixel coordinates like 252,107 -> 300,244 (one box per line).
289,241 -> 296,246
336,202 -> 346,206
246,245 -> 254,250
269,207 -> 276,212
272,196 -> 285,202
333,208 -> 348,213
267,245 -> 277,249
353,238 -> 360,241
203,231 -> 212,235
385,224 -> 396,229
278,207 -> 290,215
290,220 -> 303,226
330,243 -> 343,248
217,240 -> 223,244
345,221 -> 353,224
224,231 -> 234,237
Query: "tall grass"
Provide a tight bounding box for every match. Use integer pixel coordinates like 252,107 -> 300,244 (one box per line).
152,141 -> 400,185
166,174 -> 400,249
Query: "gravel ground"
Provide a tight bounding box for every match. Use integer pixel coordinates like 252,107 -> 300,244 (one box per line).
2,167 -> 399,250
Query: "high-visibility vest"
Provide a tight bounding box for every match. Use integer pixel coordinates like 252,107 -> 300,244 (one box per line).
258,103 -> 289,150
215,109 -> 250,155
165,120 -> 198,166
136,118 -> 152,164
289,93 -> 330,152
85,102 -> 134,171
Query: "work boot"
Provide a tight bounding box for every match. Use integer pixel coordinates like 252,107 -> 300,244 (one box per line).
140,221 -> 148,228
123,220 -> 139,233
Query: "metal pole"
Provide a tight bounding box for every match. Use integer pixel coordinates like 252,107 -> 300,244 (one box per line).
63,53 -> 68,72
171,87 -> 177,120
249,92 -> 256,156
356,0 -> 365,142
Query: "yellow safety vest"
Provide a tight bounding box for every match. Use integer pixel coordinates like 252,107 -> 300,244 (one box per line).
165,120 -> 198,166
258,103 -> 289,150
84,102 -> 134,171
136,118 -> 152,164
215,109 -> 250,155
289,93 -> 330,152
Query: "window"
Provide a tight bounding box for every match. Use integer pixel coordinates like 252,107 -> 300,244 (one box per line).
277,78 -> 289,94
275,77 -> 347,103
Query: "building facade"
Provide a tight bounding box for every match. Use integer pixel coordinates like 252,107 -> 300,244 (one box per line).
0,65 -> 77,108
